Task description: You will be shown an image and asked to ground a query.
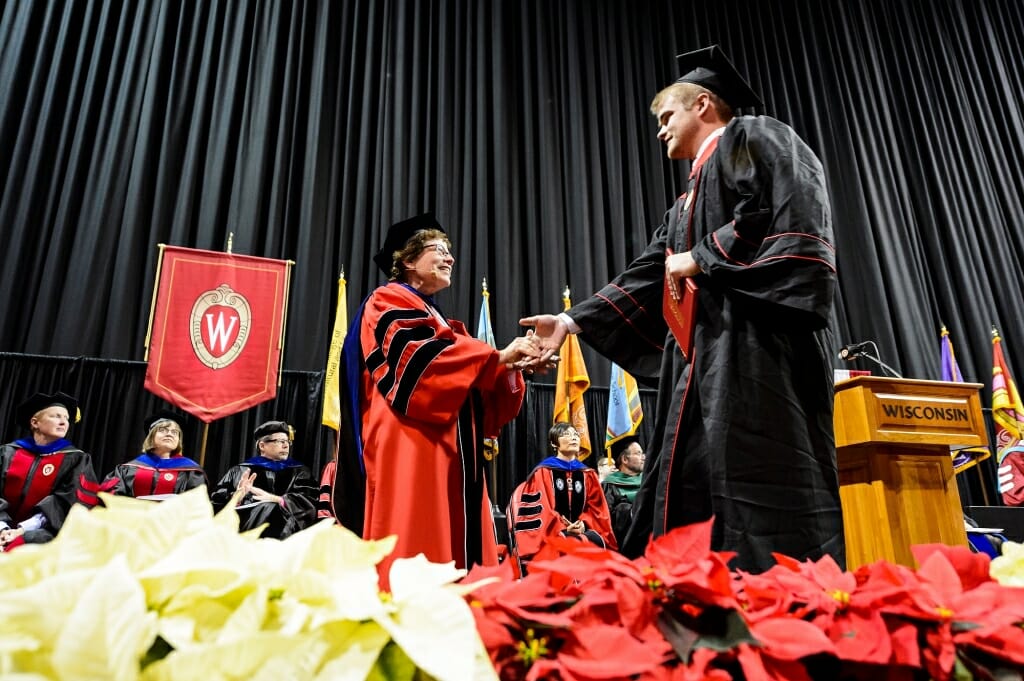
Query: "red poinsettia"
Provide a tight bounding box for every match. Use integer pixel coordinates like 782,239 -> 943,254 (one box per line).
462,517 -> 1024,680
739,553 -> 894,666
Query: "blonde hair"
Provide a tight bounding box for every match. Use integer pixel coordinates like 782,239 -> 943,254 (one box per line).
388,229 -> 450,281
650,82 -> 733,121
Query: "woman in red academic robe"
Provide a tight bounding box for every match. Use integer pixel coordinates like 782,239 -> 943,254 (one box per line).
508,421 -> 617,573
353,213 -> 539,579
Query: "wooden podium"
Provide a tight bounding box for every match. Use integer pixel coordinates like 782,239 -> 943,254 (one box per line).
833,376 -> 987,570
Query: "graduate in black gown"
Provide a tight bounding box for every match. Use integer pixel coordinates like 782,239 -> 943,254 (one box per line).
0,392 -> 98,550
210,421 -> 318,539
104,411 -> 207,498
522,46 -> 844,572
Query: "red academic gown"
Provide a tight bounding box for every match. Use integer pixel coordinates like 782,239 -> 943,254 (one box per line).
360,282 -> 524,576
509,458 -> 617,569
0,439 -> 97,547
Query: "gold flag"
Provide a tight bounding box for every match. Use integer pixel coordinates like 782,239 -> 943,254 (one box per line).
553,287 -> 592,458
321,273 -> 347,431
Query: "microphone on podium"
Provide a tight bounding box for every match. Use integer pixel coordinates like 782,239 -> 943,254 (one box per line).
837,341 -> 873,360
837,339 -> 903,378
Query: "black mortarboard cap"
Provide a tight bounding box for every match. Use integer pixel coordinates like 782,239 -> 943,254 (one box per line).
609,435 -> 639,461
15,392 -> 79,430
675,45 -> 763,110
372,212 -> 446,275
144,410 -> 184,435
254,420 -> 293,441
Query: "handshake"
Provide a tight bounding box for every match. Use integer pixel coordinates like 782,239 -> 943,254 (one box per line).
496,313 -> 575,374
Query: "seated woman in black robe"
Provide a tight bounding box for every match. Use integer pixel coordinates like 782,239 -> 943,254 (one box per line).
210,421 -> 318,539
104,411 -> 207,498
0,392 -> 97,550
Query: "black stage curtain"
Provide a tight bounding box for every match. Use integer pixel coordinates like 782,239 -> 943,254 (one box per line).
2,1 -> 1023,504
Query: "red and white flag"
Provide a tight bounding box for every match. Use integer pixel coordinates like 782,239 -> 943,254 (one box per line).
144,246 -> 292,423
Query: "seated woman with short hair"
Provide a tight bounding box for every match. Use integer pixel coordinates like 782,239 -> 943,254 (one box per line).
508,422 -> 617,572
104,411 -> 208,498
0,392 -> 98,550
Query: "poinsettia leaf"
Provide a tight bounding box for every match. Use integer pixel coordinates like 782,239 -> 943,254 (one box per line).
911,543 -> 991,592
749,617 -> 835,660
557,623 -> 665,678
829,609 -> 892,664
655,608 -> 701,662
51,556 -> 158,681
738,644 -> 814,681
377,558 -> 495,681
692,607 -> 759,653
884,617 -> 924,668
313,621 -> 391,681
644,519 -> 716,568
365,641 -> 419,681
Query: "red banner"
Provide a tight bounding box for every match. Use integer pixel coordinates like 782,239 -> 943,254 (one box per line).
144,246 -> 291,423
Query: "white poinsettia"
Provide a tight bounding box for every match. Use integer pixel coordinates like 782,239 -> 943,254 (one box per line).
0,555 -> 156,681
0,487 -> 491,680
376,555 -> 498,681
990,540 -> 1024,587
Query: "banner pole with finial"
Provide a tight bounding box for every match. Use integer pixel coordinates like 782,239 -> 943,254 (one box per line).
199,422 -> 210,468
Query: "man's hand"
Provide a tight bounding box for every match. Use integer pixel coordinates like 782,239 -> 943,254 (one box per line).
519,314 -> 569,363
236,471 -> 257,496
250,486 -> 282,505
665,250 -> 700,301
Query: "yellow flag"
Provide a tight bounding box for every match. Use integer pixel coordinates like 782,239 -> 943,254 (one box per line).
322,273 -> 347,431
553,287 -> 592,458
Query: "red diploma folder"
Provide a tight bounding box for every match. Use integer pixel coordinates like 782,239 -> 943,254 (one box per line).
663,249 -> 699,361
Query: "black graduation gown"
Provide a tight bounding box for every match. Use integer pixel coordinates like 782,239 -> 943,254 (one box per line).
0,440 -> 97,543
210,459 -> 318,539
570,116 -> 845,572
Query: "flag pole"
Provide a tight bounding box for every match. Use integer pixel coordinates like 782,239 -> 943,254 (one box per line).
277,261 -> 295,387
331,267 -> 346,464
144,244 -> 167,362
199,422 -> 210,468
483,278 -> 499,506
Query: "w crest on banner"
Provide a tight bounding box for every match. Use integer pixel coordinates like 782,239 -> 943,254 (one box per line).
144,245 -> 292,423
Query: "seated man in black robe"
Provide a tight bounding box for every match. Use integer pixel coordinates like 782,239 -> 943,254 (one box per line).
211,421 -> 318,539
601,436 -> 645,548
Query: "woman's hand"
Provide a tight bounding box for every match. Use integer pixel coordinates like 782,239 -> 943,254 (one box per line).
560,515 -> 585,536
498,332 -> 542,368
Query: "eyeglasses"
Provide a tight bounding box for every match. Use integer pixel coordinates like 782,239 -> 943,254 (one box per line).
424,243 -> 452,258
155,426 -> 180,435
263,438 -> 290,445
